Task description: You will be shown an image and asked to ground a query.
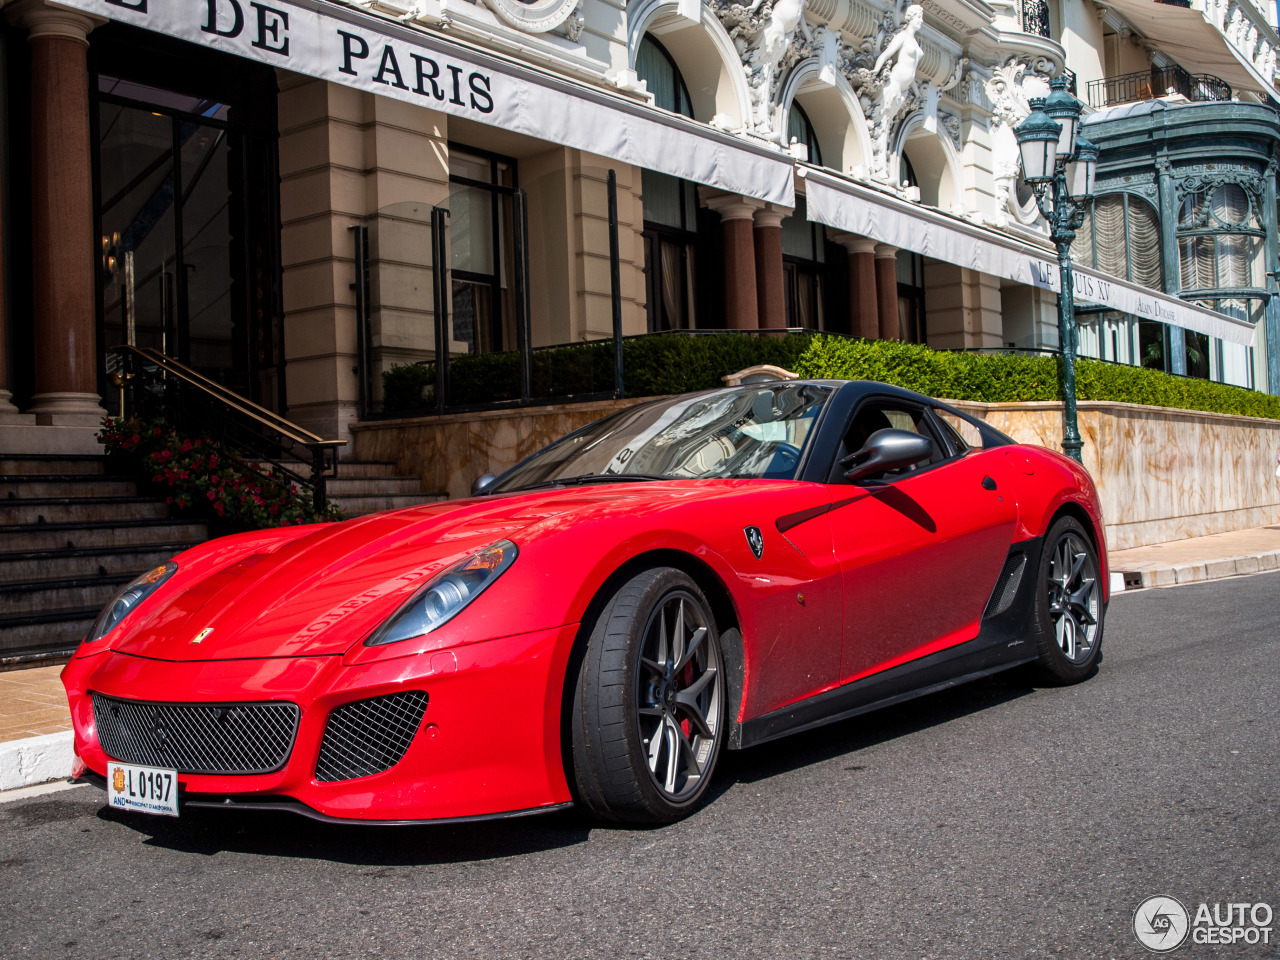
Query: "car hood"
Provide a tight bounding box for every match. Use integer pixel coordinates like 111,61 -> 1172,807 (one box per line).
107,480 -> 774,662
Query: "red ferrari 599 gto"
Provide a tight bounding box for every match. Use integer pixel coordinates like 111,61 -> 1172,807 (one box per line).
63,380 -> 1106,825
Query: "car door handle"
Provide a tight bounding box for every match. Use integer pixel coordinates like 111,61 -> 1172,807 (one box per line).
982,476 -> 997,491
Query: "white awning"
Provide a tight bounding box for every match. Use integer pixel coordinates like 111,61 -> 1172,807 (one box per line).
801,167 -> 1257,345
61,0 -> 795,207
1095,0 -> 1279,102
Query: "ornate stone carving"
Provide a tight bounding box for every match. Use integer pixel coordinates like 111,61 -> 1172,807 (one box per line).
983,55 -> 1053,225
713,0 -> 818,136
939,110 -> 961,149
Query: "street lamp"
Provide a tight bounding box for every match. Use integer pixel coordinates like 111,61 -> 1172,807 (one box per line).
1014,75 -> 1097,464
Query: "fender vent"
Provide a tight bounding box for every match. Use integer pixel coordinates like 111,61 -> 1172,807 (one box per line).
984,553 -> 1027,619
315,691 -> 429,783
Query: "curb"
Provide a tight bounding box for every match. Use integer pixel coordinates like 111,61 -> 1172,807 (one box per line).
0,730 -> 74,791
1114,550 -> 1280,590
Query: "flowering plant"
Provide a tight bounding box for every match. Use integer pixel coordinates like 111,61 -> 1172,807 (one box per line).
98,416 -> 344,530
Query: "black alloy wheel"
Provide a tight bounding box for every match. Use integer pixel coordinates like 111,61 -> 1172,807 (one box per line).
570,567 -> 725,824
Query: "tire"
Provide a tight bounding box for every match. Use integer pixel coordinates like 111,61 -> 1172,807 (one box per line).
570,567 -> 726,824
1031,515 -> 1105,685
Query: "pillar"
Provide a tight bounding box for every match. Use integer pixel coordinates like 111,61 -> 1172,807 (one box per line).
705,195 -> 763,329
922,261 -> 1004,349
874,244 -> 900,341
18,1 -> 105,424
837,236 -> 880,340
753,205 -> 787,330
0,153 -> 23,422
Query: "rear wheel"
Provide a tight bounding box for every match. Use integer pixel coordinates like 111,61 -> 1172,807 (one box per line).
570,567 -> 725,824
1032,515 -> 1104,684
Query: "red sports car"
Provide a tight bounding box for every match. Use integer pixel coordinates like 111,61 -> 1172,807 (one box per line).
63,380 -> 1107,825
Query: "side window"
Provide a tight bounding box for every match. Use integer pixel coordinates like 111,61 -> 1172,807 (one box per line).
833,400 -> 942,483
929,407 -> 974,456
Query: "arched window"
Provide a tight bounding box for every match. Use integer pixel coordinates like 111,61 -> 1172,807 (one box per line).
636,35 -> 693,118
1070,193 -> 1162,288
787,101 -> 822,167
637,35 -> 699,331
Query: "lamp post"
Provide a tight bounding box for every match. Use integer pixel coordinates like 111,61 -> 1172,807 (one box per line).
1014,75 -> 1098,464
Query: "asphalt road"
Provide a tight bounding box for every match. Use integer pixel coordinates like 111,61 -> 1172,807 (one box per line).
2,572 -> 1278,960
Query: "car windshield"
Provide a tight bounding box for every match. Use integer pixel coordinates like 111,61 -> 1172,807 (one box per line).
489,383 -> 833,493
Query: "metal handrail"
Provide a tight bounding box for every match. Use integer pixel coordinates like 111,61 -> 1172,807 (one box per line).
112,345 -> 345,511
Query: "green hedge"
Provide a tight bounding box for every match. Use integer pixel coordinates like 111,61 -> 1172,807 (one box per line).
382,333 -> 816,412
382,332 -> 1279,421
794,336 -> 1280,421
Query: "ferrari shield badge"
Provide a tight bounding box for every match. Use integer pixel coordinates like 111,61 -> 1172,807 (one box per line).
191,627 -> 214,644
744,526 -> 764,559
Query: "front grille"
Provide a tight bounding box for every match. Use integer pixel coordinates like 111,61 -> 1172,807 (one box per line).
92,693 -> 299,775
315,691 -> 429,783
983,552 -> 1028,619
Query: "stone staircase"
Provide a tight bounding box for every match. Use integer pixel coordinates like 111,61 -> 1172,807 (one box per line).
323,460 -> 447,518
0,455 -> 445,666
0,455 -> 208,667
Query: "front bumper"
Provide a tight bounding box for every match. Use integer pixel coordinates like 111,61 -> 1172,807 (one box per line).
62,624 -> 578,822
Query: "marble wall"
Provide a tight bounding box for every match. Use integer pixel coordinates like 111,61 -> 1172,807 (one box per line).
350,397 -> 1280,550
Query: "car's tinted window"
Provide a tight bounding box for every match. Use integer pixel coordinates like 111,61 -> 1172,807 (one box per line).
834,400 -> 941,483
929,407 -> 972,456
489,383 -> 834,492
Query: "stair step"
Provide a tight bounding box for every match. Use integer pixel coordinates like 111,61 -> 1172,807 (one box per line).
325,476 -> 423,496
0,477 -> 137,499
0,576 -> 131,618
334,461 -> 402,478
0,608 -> 97,656
0,520 -> 208,553
0,545 -> 194,584
0,497 -> 169,526
0,456 -> 106,476
330,493 -> 446,517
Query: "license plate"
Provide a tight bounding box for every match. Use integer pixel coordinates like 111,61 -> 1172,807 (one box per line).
107,761 -> 179,817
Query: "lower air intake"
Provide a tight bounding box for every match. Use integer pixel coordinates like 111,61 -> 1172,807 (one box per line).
984,553 -> 1028,619
314,690 -> 429,783
91,693 -> 299,775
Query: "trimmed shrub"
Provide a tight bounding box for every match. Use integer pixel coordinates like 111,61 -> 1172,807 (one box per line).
381,333 -> 817,413
795,335 -> 1280,421
381,332 -> 1279,421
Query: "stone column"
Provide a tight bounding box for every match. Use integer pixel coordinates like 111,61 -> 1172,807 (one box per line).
837,236 -> 880,340
874,244 -> 900,341
922,261 -> 1005,349
18,1 -> 105,424
705,195 -> 763,329
752,205 -> 788,330
0,165 -> 26,423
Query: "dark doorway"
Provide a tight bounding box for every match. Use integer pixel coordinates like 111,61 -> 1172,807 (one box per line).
90,26 -> 283,412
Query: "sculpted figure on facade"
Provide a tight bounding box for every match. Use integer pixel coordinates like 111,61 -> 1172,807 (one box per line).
868,3 -> 924,179
715,0 -> 816,136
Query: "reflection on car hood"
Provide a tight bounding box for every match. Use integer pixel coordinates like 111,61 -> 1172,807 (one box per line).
106,479 -> 779,662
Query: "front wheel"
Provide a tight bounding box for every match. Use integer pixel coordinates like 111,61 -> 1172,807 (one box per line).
1031,515 -> 1105,684
570,568 -> 725,824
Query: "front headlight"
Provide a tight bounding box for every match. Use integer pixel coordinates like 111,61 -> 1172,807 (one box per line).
364,541 -> 518,646
85,562 -> 178,643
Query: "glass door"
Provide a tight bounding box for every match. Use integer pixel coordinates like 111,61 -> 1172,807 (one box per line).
95,74 -> 280,410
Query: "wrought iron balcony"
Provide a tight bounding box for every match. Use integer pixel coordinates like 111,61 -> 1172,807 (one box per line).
1017,0 -> 1052,37
1086,65 -> 1232,108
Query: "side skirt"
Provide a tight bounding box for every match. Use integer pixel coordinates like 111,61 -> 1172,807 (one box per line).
739,536 -> 1044,750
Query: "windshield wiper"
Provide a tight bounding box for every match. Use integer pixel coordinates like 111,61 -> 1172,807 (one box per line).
508,473 -> 671,492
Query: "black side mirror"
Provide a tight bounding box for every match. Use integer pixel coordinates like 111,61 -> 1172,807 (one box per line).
471,473 -> 497,496
841,428 -> 934,482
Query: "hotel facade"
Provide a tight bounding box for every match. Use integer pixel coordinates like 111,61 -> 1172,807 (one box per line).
0,0 -> 1277,456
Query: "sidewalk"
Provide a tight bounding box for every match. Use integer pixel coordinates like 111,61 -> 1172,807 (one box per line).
2,522 -> 1278,793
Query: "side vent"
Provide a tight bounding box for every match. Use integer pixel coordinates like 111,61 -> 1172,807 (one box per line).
983,553 -> 1027,619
